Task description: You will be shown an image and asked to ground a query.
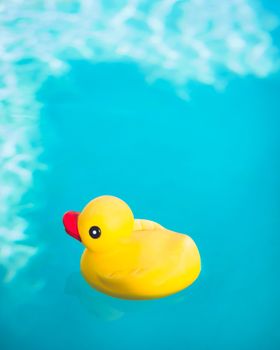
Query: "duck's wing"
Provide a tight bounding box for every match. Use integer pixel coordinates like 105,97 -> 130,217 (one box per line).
98,229 -> 179,288
97,225 -> 192,296
133,219 -> 164,232
97,266 -> 155,292
100,267 -> 151,280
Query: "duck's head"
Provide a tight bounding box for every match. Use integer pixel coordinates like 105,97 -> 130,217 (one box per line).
63,196 -> 134,253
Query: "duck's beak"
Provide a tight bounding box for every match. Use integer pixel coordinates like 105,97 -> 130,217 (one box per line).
63,211 -> 81,241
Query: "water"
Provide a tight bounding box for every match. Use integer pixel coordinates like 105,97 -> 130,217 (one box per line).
1,1 -> 280,350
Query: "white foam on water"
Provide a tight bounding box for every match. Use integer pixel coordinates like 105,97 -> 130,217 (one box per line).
0,0 -> 278,281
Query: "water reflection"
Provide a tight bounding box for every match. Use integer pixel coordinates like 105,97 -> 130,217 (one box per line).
64,271 -> 190,322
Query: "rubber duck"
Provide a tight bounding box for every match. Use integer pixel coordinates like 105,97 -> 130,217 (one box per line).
63,195 -> 201,300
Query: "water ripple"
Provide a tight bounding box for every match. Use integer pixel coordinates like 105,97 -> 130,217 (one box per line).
0,0 -> 278,281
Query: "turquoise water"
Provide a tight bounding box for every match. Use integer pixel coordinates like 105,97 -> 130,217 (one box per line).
1,1 -> 280,349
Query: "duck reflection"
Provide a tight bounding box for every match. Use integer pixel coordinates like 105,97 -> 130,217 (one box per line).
64,271 -> 189,322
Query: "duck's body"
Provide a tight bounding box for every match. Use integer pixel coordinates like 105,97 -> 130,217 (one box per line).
63,196 -> 201,300
81,219 -> 200,299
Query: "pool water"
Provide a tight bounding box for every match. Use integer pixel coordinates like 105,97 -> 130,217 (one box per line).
1,1 -> 280,350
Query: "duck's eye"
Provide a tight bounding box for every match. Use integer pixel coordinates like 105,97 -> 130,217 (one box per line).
89,226 -> 101,239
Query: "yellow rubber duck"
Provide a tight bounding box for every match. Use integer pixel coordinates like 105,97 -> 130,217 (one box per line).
63,195 -> 201,300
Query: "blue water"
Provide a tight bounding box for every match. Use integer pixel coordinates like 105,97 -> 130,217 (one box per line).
1,1 -> 280,350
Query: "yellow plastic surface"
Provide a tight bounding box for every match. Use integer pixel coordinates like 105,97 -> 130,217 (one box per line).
77,195 -> 201,300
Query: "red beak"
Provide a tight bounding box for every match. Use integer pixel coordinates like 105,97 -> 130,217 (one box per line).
63,211 -> 81,241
